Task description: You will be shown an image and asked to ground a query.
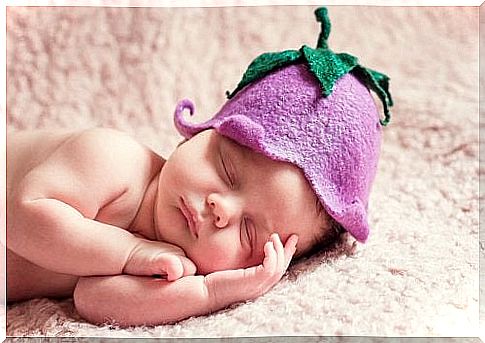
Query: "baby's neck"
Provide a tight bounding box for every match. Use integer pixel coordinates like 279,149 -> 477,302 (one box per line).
129,171 -> 161,240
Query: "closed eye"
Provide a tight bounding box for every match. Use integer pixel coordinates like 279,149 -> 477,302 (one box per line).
240,217 -> 251,250
220,153 -> 234,187
242,217 -> 252,252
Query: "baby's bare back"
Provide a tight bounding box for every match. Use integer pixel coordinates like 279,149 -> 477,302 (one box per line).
7,129 -> 163,301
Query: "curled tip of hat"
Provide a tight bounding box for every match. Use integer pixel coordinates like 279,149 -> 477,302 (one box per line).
226,6 -> 393,126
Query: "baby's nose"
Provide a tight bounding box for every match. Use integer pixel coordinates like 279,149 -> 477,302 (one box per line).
208,200 -> 229,228
207,194 -> 238,229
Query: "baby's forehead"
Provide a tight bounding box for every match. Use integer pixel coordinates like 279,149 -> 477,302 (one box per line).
217,133 -> 316,195
225,135 -> 323,209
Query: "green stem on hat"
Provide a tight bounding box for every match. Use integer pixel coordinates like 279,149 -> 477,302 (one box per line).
315,7 -> 331,50
226,6 -> 394,126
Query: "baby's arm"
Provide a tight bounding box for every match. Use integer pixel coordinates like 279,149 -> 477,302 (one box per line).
74,234 -> 298,327
8,129 -> 187,277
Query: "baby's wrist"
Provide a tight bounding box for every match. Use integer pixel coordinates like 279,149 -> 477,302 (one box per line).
121,239 -> 145,274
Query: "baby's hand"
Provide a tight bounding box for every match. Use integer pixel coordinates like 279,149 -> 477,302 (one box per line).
204,233 -> 298,309
123,239 -> 196,281
242,233 -> 298,297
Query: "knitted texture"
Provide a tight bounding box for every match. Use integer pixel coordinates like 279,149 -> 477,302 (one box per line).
174,7 -> 388,242
175,64 -> 380,242
226,7 -> 393,126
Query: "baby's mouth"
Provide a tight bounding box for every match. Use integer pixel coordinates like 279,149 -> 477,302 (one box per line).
180,197 -> 199,238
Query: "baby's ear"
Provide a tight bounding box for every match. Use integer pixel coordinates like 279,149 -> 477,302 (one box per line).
177,139 -> 188,148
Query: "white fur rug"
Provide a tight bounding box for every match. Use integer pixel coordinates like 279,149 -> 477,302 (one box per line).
6,4 -> 479,337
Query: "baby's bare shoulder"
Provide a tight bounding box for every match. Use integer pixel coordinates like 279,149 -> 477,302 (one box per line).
11,128 -> 163,212
70,128 -> 149,157
65,127 -> 157,162
58,128 -> 163,185
9,128 -> 154,167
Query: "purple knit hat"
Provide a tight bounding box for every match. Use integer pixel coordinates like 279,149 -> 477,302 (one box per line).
173,7 -> 393,242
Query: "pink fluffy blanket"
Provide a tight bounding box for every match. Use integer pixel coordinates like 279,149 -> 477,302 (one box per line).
6,5 -> 479,337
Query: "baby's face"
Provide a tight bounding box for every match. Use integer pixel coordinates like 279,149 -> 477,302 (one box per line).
154,129 -> 324,274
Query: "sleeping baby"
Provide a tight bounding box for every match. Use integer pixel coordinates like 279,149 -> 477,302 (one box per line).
6,7 -> 393,327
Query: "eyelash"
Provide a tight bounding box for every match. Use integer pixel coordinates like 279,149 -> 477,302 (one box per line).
243,217 -> 252,249
221,153 -> 234,187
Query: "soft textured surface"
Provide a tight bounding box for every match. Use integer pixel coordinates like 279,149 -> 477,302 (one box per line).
6,5 -> 479,337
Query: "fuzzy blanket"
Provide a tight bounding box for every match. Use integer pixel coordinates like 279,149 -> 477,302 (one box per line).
6,4 -> 479,337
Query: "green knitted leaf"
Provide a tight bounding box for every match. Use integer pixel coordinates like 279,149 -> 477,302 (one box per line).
226,50 -> 302,99
301,45 -> 359,96
225,7 -> 394,125
353,66 -> 393,126
366,68 -> 393,107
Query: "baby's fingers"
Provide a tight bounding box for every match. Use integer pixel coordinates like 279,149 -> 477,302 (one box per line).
261,240 -> 277,274
270,233 -> 285,271
283,234 -> 299,270
160,255 -> 183,281
158,255 -> 196,281
179,256 -> 197,277
268,233 -> 298,271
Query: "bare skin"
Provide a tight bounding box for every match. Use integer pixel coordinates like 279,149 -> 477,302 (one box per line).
7,128 -> 168,300
7,128 -> 323,327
